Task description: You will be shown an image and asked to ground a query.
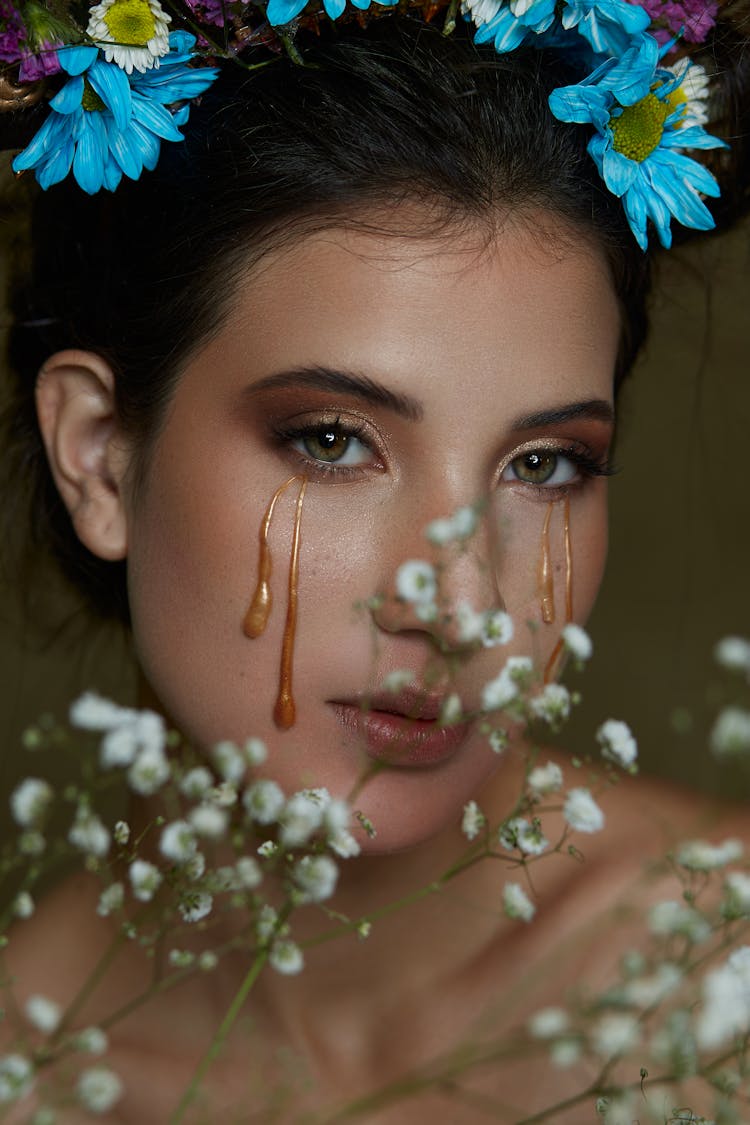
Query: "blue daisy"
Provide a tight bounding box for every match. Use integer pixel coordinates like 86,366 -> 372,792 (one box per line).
13,31 -> 217,193
266,0 -> 397,27
549,33 -> 727,248
472,0 -> 649,57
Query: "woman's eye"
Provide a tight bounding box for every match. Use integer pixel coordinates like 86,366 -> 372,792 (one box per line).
502,451 -> 578,487
292,425 -> 372,466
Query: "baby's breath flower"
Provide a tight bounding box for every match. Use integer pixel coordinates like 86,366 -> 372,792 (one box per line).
13,891 -> 34,919
622,963 -> 682,1008
257,840 -> 277,858
113,820 -> 130,846
188,804 -> 229,840
481,609 -> 514,647
127,744 -> 170,796
591,1013 -> 641,1059
563,788 -> 604,834
714,635 -> 750,675
179,891 -> 213,924
529,683 -> 571,726
502,881 -> 535,922
69,693 -> 132,731
256,903 -> 278,943
269,939 -> 304,975
234,856 -> 262,890
481,656 -> 533,712
25,995 -> 61,1035
596,719 -> 638,770
394,560 -> 437,605
425,516 -> 455,546
179,767 -> 214,801
69,808 -> 110,859
648,900 -> 710,943
159,820 -> 197,865
212,741 -> 245,784
100,709 -> 166,771
199,951 -> 218,972
97,882 -> 125,916
724,871 -> 750,915
499,816 -> 548,856
379,669 -> 414,694
437,693 -> 461,726
243,779 -> 285,825
696,946 -> 750,1050
488,728 -> 508,754
0,1053 -> 34,1103
210,781 -> 238,807
328,829 -> 361,858
76,1065 -> 123,1114
561,622 -> 592,662
676,837 -> 743,872
168,949 -> 195,968
527,761 -> 563,796
461,799 -> 486,841
292,854 -> 339,902
528,1007 -> 569,1039
243,737 -> 267,767
184,852 -> 206,881
10,778 -> 53,828
279,790 -> 326,847
550,1038 -> 581,1068
710,706 -> 750,757
451,505 -> 478,539
425,505 -> 477,546
74,1028 -> 108,1056
128,860 -> 162,902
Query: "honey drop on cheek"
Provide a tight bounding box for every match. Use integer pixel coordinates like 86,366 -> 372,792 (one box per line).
274,479 -> 307,730
543,496 -> 572,684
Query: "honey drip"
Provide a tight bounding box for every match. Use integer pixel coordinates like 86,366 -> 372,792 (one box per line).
273,478 -> 307,730
539,502 -> 555,624
543,496 -> 572,684
243,475 -> 300,639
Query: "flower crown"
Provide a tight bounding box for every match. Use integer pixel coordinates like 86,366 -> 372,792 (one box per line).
0,0 -> 728,249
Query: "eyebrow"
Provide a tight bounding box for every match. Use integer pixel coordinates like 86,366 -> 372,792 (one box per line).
246,366 -> 424,422
512,400 -> 615,430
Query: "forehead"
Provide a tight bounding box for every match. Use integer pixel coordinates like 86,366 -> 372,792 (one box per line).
183,214 -> 620,410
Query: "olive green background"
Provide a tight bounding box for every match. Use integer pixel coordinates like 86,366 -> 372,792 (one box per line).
0,167 -> 748,824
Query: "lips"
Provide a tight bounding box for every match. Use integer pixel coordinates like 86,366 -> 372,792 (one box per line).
331,689 -> 472,767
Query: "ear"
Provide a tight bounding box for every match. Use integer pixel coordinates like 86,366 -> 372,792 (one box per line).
35,350 -> 130,561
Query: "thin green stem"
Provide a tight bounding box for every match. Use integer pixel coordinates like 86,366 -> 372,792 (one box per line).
169,948 -> 269,1124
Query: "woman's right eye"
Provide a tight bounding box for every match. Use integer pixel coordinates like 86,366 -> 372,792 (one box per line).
292,424 -> 372,466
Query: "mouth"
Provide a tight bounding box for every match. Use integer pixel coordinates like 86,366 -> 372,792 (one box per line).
330,689 -> 473,768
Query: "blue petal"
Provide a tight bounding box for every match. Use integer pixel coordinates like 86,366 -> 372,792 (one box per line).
661,124 -> 728,152
164,31 -> 198,63
132,64 -> 219,104
131,93 -> 183,141
266,0 -> 307,24
621,182 -> 649,250
58,45 -> 98,76
12,113 -> 68,170
102,151 -> 125,191
548,83 -> 610,127
104,116 -> 143,180
656,148 -> 721,197
324,0 -> 346,18
350,0 -> 372,8
600,143 -> 637,194
89,59 -> 132,132
474,11 -> 526,50
130,120 -> 161,170
172,104 -> 190,126
49,76 -> 84,115
37,139 -> 76,189
73,116 -> 107,194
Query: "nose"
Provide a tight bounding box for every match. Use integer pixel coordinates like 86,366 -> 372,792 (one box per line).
371,504 -> 504,652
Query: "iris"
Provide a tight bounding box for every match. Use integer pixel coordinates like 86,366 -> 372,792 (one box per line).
12,31 -> 217,193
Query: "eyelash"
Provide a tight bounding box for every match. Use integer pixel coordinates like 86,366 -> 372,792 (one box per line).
272,418 -> 614,492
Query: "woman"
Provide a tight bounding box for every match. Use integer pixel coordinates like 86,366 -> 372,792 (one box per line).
1,3 -> 749,1121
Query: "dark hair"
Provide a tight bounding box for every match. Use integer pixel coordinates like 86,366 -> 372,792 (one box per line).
2,12 -> 747,619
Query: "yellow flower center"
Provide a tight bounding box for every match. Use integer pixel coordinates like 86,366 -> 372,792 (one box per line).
81,80 -> 106,112
663,84 -> 688,128
103,0 -> 156,46
610,93 -> 669,163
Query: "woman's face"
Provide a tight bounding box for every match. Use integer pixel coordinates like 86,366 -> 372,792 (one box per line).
123,214 -> 620,852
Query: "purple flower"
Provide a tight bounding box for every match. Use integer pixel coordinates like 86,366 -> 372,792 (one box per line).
0,0 -> 26,63
19,43 -> 61,81
182,0 -> 231,26
636,0 -> 718,44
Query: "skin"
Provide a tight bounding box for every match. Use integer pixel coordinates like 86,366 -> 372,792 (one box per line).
28,210 -> 710,1122
40,212 -> 617,854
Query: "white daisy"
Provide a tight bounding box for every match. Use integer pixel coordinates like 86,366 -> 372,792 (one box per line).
87,0 -> 171,75
666,59 -> 710,129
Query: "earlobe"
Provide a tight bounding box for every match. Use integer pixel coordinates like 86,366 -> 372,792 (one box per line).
35,349 -> 129,561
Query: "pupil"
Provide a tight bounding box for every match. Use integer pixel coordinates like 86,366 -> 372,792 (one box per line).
320,430 -> 337,449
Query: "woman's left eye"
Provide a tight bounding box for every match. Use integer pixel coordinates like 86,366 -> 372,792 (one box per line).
501,450 -> 579,487
290,424 -> 372,467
